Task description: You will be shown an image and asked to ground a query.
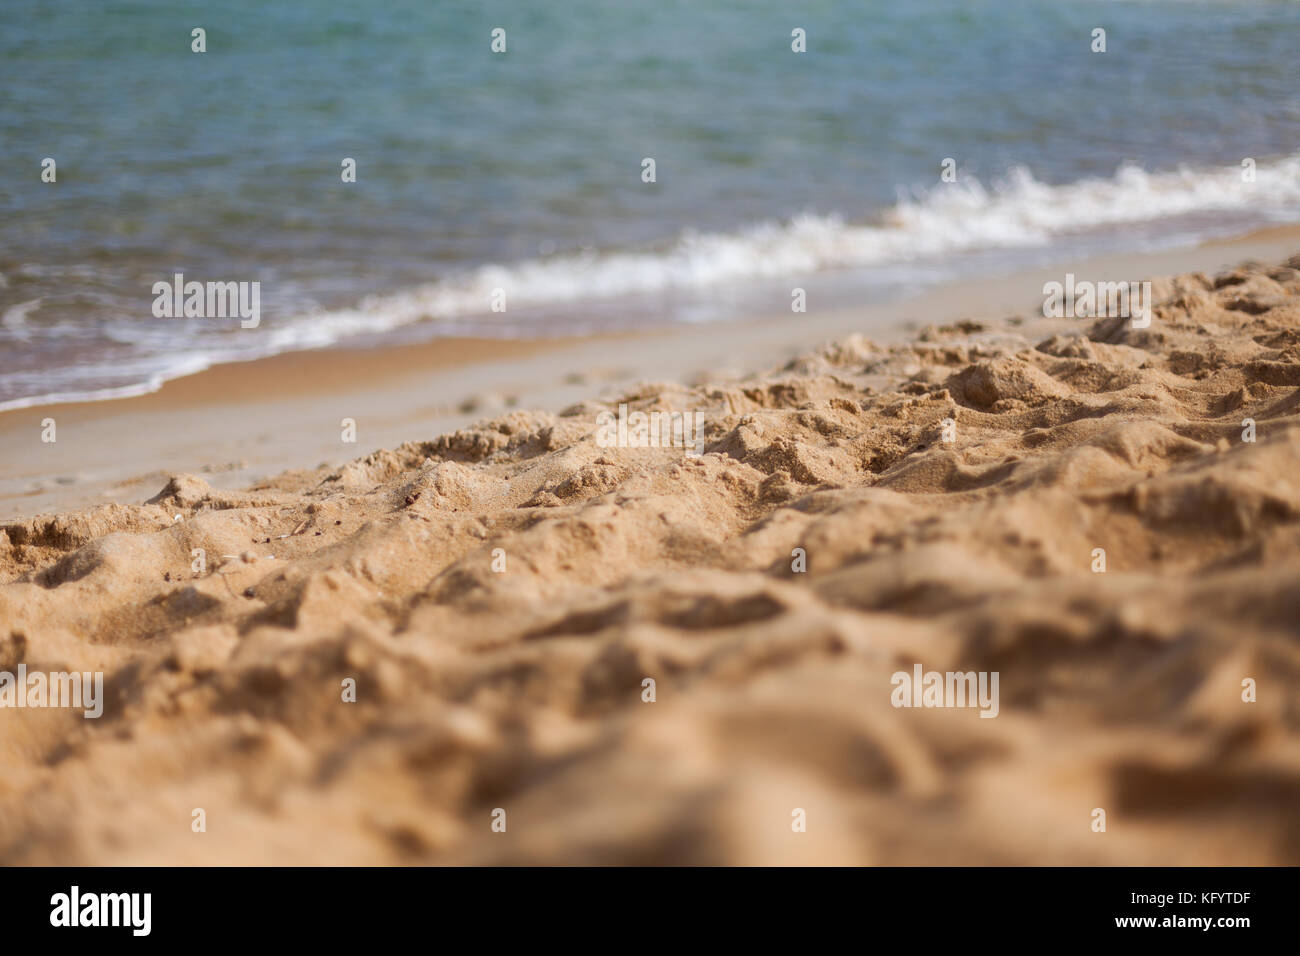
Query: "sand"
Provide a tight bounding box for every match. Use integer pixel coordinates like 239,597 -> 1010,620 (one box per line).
2,249 -> 1300,865
7,226 -> 1300,521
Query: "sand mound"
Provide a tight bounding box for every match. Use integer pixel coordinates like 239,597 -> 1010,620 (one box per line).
3,257 -> 1300,864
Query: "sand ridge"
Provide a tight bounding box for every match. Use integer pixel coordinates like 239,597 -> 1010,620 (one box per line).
2,256 -> 1300,864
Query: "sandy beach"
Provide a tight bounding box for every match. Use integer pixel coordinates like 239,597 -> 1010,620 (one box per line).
7,227 -> 1300,520
3,234 -> 1299,865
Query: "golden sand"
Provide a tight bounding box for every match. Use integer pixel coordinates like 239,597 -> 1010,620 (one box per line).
3,256 -> 1299,864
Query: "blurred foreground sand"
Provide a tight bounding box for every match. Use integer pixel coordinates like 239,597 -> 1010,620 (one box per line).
2,255 -> 1300,864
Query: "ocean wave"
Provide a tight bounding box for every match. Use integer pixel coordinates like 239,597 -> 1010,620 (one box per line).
300,154 -> 1300,337
5,154 -> 1299,412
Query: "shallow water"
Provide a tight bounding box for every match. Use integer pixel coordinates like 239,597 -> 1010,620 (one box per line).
2,0 -> 1298,408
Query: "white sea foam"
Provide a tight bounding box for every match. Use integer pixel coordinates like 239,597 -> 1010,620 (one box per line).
6,155 -> 1299,412
298,154 -> 1300,338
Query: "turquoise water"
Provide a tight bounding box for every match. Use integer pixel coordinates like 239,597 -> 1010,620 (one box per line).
2,0 -> 1298,407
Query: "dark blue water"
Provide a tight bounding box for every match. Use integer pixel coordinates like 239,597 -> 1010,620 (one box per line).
2,0 -> 1298,408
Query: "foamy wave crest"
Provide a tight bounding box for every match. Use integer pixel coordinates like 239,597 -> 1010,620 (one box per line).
886,155 -> 1300,247
294,154 -> 1299,339
8,156 -> 1297,413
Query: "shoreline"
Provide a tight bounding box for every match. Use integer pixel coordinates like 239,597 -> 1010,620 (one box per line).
4,223 -> 1300,521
